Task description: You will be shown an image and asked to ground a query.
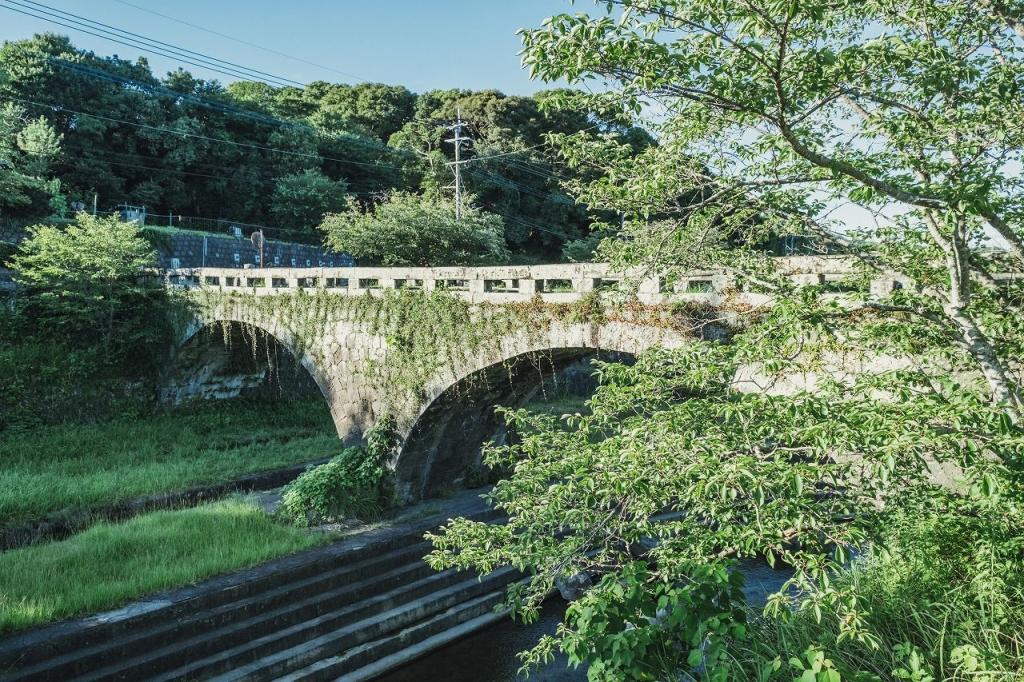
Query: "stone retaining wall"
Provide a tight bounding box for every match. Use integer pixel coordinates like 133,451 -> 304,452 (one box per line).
151,231 -> 354,270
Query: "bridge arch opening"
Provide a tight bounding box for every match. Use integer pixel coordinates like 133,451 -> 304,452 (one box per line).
395,348 -> 635,501
165,320 -> 331,410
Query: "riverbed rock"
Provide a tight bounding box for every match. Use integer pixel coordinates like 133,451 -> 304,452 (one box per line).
556,571 -> 593,601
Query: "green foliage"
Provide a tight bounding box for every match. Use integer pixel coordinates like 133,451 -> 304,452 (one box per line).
15,114 -> 62,176
11,212 -> 162,346
268,168 -> 349,232
190,285 -> 670,424
555,561 -> 747,682
276,414 -> 401,528
0,396 -> 340,525
0,339 -> 146,430
426,332 -> 1024,679
0,33 -> 645,260
0,101 -> 64,218
278,444 -> 391,526
0,498 -> 329,633
320,192 -> 510,266
306,82 -> 416,141
561,231 -> 604,262
724,511 -> 1024,680
366,413 -> 400,462
3,213 -> 171,424
419,2 -> 1024,678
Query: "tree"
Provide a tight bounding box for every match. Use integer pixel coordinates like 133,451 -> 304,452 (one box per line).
269,169 -> 349,232
427,1 -> 1024,679
0,102 -> 64,218
12,212 -> 159,346
320,192 -> 510,266
313,82 -> 416,141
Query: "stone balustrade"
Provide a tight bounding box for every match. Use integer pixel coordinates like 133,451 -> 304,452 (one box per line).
161,255 -> 875,306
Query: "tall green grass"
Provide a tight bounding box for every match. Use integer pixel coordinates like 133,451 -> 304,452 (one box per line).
0,398 -> 343,526
0,499 -> 330,633
724,513 -> 1024,680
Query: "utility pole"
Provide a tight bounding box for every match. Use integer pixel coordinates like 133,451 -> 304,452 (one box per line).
444,107 -> 471,220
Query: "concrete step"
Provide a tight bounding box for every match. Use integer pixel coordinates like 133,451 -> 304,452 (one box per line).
5,541 -> 435,681
333,607 -> 508,682
0,500 -> 507,682
280,590 -> 508,682
205,567 -> 518,682
91,566 -> 471,682
0,527 -> 434,674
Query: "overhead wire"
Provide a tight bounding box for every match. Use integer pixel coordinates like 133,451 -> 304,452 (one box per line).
1,0 -> 303,87
110,0 -> 369,84
2,4 -> 593,228
38,56 -> 581,202
40,59 -> 430,167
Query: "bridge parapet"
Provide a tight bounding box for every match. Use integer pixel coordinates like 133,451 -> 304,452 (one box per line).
161,256 -> 868,306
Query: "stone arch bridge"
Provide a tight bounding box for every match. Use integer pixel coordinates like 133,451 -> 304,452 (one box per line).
163,257 -> 885,500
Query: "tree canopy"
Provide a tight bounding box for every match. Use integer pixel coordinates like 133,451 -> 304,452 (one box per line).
427,1 -> 1024,679
320,192 -> 510,267
268,169 -> 349,232
0,33 -> 652,260
11,211 -> 163,348
0,101 -> 64,218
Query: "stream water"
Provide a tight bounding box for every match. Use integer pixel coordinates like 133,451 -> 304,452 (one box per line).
382,561 -> 792,681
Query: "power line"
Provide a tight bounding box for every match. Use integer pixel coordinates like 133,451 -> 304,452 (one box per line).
110,0 -> 370,84
444,108 -> 470,220
1,0 -> 303,87
462,122 -> 604,165
17,0 -> 303,86
36,58 -> 588,202
464,166 -> 576,206
480,203 -> 573,240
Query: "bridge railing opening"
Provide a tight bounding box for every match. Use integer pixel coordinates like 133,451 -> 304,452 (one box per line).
160,257 -> 906,306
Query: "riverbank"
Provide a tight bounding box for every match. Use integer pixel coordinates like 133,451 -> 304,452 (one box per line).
0,397 -> 341,528
0,497 -> 331,633
384,559 -> 794,681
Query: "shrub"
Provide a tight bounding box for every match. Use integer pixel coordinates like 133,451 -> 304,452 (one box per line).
320,192 -> 510,266
0,339 -> 148,430
722,509 -> 1024,681
278,446 -> 390,526
11,213 -> 161,346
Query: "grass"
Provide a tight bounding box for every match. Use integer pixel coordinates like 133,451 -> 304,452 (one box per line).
0,398 -> 344,527
0,498 -> 331,633
723,513 -> 1024,681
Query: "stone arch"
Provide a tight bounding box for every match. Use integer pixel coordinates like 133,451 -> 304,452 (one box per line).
170,305 -> 696,501
392,320 -> 691,500
166,314 -> 341,427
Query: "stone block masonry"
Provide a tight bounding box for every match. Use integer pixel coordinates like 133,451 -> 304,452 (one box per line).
164,256 -> 892,501
149,230 -> 355,269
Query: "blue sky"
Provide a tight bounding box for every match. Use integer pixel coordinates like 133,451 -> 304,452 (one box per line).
0,0 -> 577,94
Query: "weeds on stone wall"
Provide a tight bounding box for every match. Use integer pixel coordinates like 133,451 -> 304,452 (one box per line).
277,416 -> 399,526
183,286 -> 743,424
